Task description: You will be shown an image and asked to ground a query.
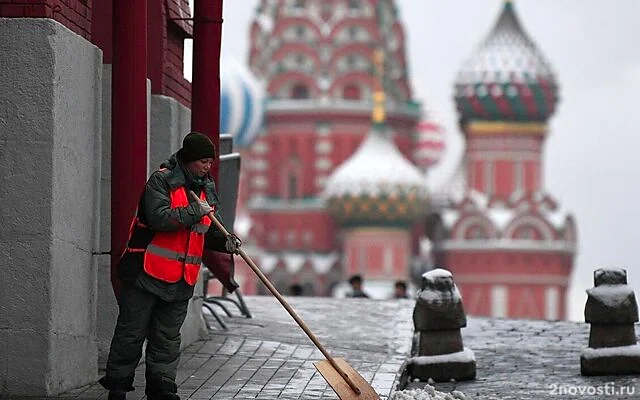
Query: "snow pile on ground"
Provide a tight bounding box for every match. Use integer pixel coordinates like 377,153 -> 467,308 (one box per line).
390,384 -> 470,400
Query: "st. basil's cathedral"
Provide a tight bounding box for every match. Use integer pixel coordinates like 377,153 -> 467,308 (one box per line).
221,0 -> 577,320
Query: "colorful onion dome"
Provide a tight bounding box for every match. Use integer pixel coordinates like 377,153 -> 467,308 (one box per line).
220,58 -> 266,148
414,120 -> 446,170
454,1 -> 559,123
323,126 -> 429,226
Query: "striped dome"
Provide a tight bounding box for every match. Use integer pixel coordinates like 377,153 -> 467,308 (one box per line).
220,58 -> 265,148
414,120 -> 446,170
454,1 -> 559,123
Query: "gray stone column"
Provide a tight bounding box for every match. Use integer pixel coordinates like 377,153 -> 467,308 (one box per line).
407,268 -> 476,382
0,19 -> 102,396
581,268 -> 640,375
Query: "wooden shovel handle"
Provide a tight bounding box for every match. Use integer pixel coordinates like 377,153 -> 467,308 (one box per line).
206,211 -> 361,395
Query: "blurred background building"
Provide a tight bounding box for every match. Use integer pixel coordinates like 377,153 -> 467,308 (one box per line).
230,0 -> 428,299
426,1 -> 577,320
222,0 -> 576,319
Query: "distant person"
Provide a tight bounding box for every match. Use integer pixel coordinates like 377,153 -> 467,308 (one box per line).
393,280 -> 410,299
290,283 -> 303,296
347,274 -> 370,298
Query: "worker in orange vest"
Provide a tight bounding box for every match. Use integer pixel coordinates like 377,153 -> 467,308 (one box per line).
99,132 -> 241,400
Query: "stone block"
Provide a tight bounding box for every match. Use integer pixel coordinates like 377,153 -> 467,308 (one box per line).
0,142 -> 54,235
50,237 -> 95,333
581,267 -> 640,376
585,285 -> 638,324
97,254 -> 118,368
418,329 -> 464,356
594,268 -> 627,286
407,348 -> 476,382
4,237 -> 51,331
413,269 -> 466,331
581,345 -> 640,376
410,268 -> 475,383
413,300 -> 466,331
588,324 -> 637,348
0,18 -> 101,396
5,330 -> 49,396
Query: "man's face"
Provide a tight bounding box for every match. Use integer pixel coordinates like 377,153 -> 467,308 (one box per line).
187,158 -> 214,177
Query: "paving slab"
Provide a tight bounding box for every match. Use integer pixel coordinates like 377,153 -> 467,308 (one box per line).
42,296 -> 414,400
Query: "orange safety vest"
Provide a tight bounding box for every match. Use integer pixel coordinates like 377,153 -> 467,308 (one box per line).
142,187 -> 211,286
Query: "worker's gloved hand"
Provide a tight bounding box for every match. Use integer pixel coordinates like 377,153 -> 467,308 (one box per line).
189,190 -> 213,217
225,233 -> 242,255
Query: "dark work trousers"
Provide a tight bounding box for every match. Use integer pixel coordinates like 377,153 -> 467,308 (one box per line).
102,283 -> 189,393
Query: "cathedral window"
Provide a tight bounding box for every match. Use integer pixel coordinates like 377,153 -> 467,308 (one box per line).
515,226 -> 535,240
348,25 -> 358,40
484,161 -> 494,197
291,83 -> 310,99
346,54 -> 357,67
283,156 -> 302,200
467,225 -> 488,240
295,25 -> 305,39
342,84 -> 361,100
287,172 -> 298,200
348,0 -> 361,9
293,0 -> 306,8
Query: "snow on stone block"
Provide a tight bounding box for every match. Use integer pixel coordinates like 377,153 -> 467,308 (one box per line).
581,344 -> 640,360
581,344 -> 640,376
419,269 -> 462,304
407,348 -> 476,382
422,268 -> 452,280
415,268 -> 466,330
390,384 -> 470,400
594,268 -> 627,286
408,348 -> 476,365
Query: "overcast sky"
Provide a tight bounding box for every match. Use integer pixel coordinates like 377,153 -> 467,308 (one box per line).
186,0 -> 640,321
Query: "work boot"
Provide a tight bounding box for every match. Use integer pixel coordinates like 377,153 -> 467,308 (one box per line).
107,390 -> 127,400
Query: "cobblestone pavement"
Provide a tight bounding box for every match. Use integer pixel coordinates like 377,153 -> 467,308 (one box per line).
55,296 -> 415,400
22,296 -> 640,399
406,318 -> 640,400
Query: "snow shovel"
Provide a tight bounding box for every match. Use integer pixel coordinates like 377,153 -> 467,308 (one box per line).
199,202 -> 380,399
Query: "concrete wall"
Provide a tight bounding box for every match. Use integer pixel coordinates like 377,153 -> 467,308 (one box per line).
150,95 -> 191,170
96,65 -> 118,368
0,18 -> 102,396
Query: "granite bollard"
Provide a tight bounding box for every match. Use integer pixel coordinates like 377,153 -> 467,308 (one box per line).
406,268 -> 476,382
581,268 -> 640,375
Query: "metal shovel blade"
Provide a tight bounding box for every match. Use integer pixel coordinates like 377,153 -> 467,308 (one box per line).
314,358 -> 381,400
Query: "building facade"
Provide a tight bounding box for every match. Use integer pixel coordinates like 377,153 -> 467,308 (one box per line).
235,0 -> 423,297
0,0 -> 225,395
428,1 -> 577,320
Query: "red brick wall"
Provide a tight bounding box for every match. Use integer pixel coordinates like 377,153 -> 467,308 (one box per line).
0,0 -> 92,39
163,25 -> 191,108
146,0 -> 192,108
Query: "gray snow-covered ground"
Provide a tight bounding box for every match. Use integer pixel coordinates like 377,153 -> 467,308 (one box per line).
55,296 -> 640,399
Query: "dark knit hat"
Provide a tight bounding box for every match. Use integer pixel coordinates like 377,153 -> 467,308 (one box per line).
177,132 -> 216,163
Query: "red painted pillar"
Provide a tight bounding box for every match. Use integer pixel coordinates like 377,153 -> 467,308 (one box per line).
191,0 -> 223,182
111,0 -> 148,296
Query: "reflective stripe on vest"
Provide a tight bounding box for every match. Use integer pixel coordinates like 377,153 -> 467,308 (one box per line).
146,243 -> 203,265
143,187 -> 211,285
